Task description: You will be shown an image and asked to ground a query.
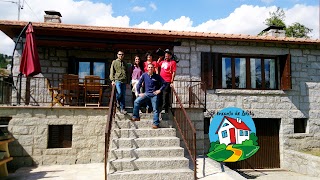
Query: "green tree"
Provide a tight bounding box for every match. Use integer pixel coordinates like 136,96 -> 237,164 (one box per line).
264,7 -> 286,27
0,54 -> 11,69
286,22 -> 312,38
208,140 -> 220,152
259,7 -> 312,38
249,133 -> 258,146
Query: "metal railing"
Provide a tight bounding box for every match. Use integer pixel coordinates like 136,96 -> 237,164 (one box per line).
171,86 -> 198,180
173,80 -> 206,109
0,75 -> 111,107
104,84 -> 116,180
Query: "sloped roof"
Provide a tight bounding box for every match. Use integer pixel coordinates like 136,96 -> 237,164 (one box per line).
215,116 -> 251,134
0,20 -> 319,48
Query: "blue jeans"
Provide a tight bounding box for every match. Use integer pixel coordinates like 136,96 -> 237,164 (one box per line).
132,93 -> 160,126
115,81 -> 126,110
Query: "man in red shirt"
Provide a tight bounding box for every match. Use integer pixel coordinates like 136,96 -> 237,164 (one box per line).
158,50 -> 176,112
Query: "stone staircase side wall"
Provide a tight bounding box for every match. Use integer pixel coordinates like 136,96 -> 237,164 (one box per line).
282,149 -> 320,177
171,108 -> 205,155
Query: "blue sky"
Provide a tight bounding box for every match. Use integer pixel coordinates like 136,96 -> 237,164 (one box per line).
107,0 -> 318,26
0,0 -> 319,55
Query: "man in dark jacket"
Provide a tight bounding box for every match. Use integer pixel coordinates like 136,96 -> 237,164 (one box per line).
131,63 -> 166,129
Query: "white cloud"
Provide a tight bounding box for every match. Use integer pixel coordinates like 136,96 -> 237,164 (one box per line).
0,32 -> 14,56
285,4 -> 318,38
149,3 -> 157,11
134,16 -> 194,31
134,4 -> 318,39
131,6 -> 146,12
0,0 -> 130,55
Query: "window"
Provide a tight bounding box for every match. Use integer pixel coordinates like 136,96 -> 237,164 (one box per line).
294,118 -> 307,133
201,53 -> 291,90
222,123 -> 229,127
68,58 -> 109,84
245,130 -> 248,136
48,125 -> 72,148
240,130 -> 244,136
222,130 -> 228,138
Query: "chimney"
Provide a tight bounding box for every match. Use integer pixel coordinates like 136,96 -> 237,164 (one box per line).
44,10 -> 62,23
236,118 -> 242,123
261,25 -> 285,37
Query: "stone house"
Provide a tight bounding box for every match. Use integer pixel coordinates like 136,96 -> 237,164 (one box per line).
0,13 -> 320,176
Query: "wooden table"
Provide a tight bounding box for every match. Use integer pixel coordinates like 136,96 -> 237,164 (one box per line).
0,138 -> 14,177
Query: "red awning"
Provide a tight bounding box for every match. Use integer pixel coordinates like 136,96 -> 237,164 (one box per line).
19,23 -> 41,77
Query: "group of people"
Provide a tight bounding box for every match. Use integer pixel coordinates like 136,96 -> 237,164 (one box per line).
109,50 -> 177,129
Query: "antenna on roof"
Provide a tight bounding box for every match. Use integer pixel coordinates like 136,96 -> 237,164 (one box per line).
0,0 -> 23,20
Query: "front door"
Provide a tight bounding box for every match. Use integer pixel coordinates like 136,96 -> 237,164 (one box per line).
229,128 -> 236,144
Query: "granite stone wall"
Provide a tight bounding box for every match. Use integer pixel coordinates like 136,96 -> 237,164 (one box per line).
1,107 -> 107,170
173,40 -> 320,167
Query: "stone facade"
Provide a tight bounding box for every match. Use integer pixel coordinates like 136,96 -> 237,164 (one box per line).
174,39 -> 320,168
5,37 -> 320,174
1,107 -> 107,170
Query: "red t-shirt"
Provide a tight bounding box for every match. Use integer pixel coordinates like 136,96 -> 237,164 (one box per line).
143,61 -> 158,72
159,60 -> 176,82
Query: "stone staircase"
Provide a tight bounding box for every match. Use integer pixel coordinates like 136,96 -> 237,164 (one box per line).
107,112 -> 194,180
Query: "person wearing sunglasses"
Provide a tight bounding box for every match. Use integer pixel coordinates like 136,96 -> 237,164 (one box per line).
110,50 -> 128,114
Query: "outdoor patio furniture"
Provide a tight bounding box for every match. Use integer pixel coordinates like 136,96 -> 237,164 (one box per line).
84,75 -> 103,107
61,74 -> 80,106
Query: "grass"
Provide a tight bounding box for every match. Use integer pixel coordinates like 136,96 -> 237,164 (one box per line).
300,149 -> 320,157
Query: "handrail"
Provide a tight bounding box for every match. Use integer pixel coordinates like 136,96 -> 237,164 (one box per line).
172,80 -> 205,109
104,84 -> 116,180
188,82 -> 206,109
171,86 -> 197,180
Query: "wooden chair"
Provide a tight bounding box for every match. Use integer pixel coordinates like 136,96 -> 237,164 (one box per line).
84,75 -> 103,107
61,74 -> 80,106
46,78 -> 63,106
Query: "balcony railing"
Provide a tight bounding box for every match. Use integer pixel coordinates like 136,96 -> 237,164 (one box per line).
173,80 -> 206,109
1,75 -> 206,110
0,75 -> 111,107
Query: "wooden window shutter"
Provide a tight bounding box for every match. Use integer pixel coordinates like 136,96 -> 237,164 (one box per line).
201,52 -> 213,89
279,54 -> 291,90
213,53 -> 222,89
68,57 -> 77,74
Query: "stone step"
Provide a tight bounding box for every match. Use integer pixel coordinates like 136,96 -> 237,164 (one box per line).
115,113 -> 154,121
112,119 -> 173,129
112,137 -> 180,148
108,169 -> 194,180
112,128 -> 176,138
109,157 -> 189,172
115,112 -> 171,121
110,147 -> 184,159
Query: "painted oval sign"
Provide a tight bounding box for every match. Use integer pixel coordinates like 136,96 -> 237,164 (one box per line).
207,107 -> 259,162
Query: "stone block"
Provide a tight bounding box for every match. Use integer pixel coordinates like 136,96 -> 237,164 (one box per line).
42,155 -> 57,165
196,45 -> 210,52
12,126 -> 29,135
290,49 -> 303,56
174,46 -> 190,53
57,155 -> 77,164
